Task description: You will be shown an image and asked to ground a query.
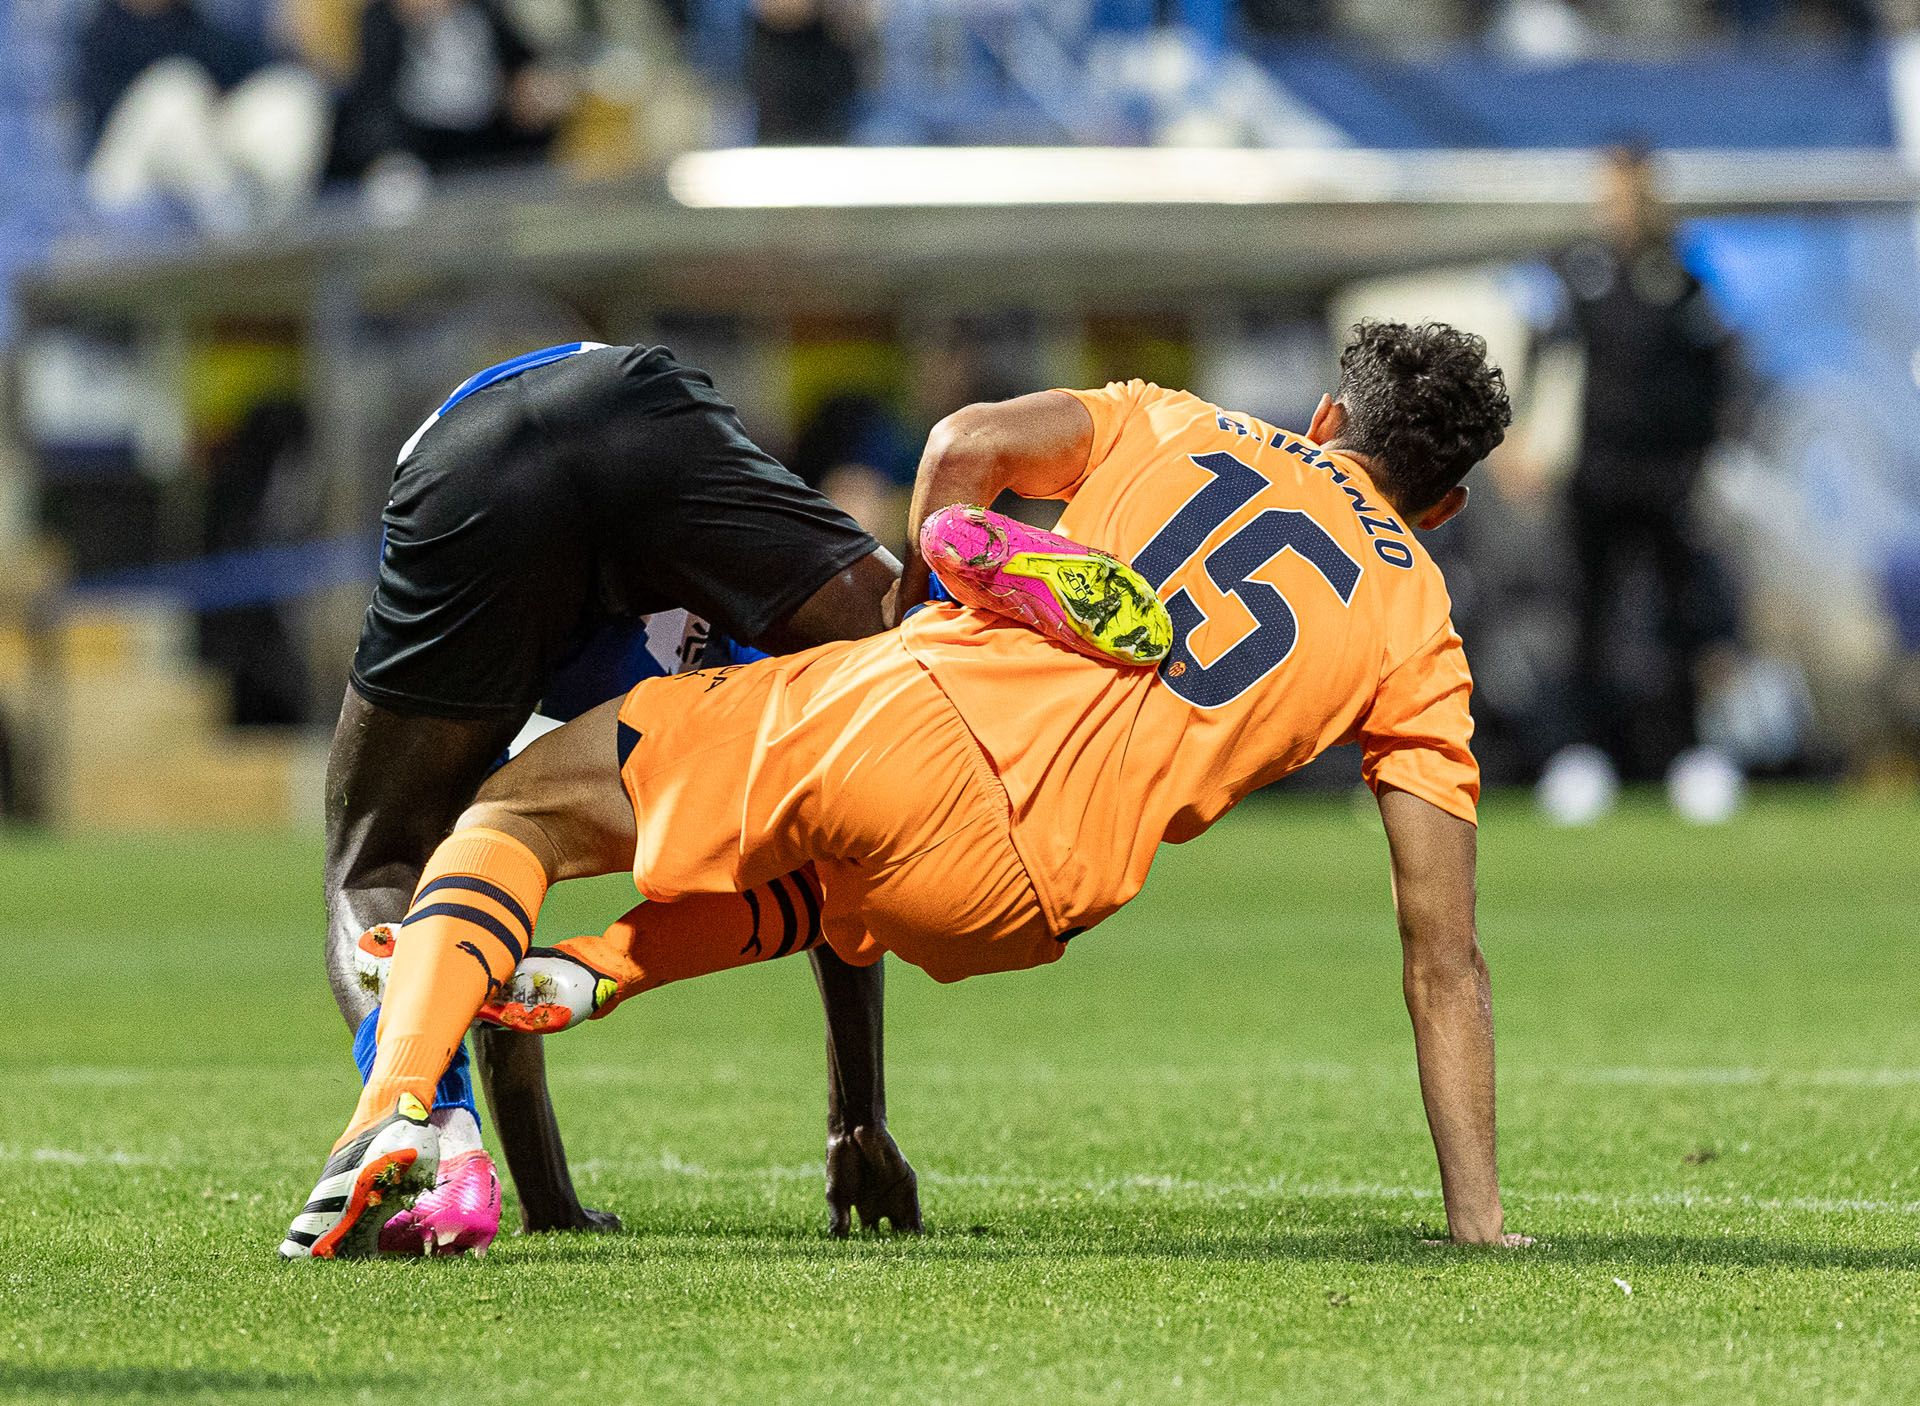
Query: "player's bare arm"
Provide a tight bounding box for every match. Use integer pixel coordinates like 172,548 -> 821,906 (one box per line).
812,949 -> 920,1235
1376,785 -> 1528,1248
897,390 -> 1096,614
742,537 -> 922,1234
760,544 -> 902,651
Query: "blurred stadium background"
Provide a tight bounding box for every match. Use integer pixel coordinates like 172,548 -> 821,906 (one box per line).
3,0 -> 1920,829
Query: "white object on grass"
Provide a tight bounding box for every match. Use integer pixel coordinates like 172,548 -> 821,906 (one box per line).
1668,745 -> 1745,825
1537,744 -> 1619,826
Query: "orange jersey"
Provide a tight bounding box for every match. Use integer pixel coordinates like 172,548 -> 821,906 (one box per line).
898,380 -> 1479,933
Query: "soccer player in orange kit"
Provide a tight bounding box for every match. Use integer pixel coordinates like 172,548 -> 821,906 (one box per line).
284,320 -> 1533,1256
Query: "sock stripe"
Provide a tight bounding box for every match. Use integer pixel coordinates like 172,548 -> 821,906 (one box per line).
344,825 -> 546,1151
455,940 -> 498,984
414,875 -> 534,945
768,877 -> 801,959
404,902 -> 525,966
791,871 -> 823,951
740,888 -> 764,957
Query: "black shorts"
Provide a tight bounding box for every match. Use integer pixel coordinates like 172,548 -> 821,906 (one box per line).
350,344 -> 879,720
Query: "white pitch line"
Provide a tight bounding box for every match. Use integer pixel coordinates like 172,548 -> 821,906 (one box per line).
2,1146 -> 158,1166
492,1158 -> 1920,1218
23,1063 -> 1920,1089
1568,1067 -> 1920,1089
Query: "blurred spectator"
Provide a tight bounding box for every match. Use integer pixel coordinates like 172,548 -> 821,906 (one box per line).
198,399 -> 315,726
746,0 -> 863,144
1338,0 -> 1488,44
790,390 -> 915,547
1714,0 -> 1878,40
1238,0 -> 1332,35
76,0 -> 328,232
328,0 -> 575,192
1488,0 -> 1594,60
789,325 -> 1029,551
503,0 -> 720,174
1537,145 -> 1742,818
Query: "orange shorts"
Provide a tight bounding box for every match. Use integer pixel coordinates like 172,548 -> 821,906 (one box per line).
615,633 -> 1065,984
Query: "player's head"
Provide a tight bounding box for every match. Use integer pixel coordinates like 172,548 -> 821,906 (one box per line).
1312,320 -> 1510,530
1598,140 -> 1663,246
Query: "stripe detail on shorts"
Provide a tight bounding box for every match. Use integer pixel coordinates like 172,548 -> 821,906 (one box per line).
791,872 -> 824,952
768,878 -> 802,959
740,889 -> 764,957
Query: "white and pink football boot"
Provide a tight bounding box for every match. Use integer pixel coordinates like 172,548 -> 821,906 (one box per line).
377,1149 -> 502,1257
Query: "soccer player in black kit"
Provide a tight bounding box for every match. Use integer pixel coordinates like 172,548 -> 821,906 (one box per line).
323,341 -> 919,1254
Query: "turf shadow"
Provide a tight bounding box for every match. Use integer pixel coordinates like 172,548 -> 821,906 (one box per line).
491,1218 -> 1920,1274
1492,1230 -> 1920,1273
0,1364 -> 422,1399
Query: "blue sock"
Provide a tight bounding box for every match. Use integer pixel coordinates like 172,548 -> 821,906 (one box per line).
351,1007 -> 479,1124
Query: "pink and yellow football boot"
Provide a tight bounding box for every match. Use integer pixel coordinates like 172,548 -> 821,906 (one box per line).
378,1149 -> 502,1257
919,504 -> 1172,667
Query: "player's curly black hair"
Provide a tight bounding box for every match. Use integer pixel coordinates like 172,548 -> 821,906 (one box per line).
1331,320 -> 1512,517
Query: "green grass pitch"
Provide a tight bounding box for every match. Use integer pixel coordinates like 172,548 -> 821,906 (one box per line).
3,793 -> 1917,1404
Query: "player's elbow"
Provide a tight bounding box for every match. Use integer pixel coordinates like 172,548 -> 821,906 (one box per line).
924,403 -> 1011,477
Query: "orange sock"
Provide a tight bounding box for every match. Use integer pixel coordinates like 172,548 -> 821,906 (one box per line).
557,867 -> 824,1017
344,827 -> 549,1145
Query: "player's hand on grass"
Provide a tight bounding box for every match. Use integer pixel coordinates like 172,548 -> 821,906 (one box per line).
825,1125 -> 921,1236
521,1202 -> 623,1235
1430,1231 -> 1535,1248
1421,1218 -> 1534,1248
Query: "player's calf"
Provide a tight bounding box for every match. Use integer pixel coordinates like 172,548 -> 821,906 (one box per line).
352,924 -> 399,1000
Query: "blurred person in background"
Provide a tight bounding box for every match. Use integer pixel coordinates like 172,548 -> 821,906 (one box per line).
789,326 -> 1030,553
197,400 -> 315,728
76,0 -> 329,233
489,0 -> 719,174
1713,0 -> 1879,41
790,390 -> 915,549
1535,144 -> 1744,824
745,0 -> 864,144
327,0 -> 576,206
